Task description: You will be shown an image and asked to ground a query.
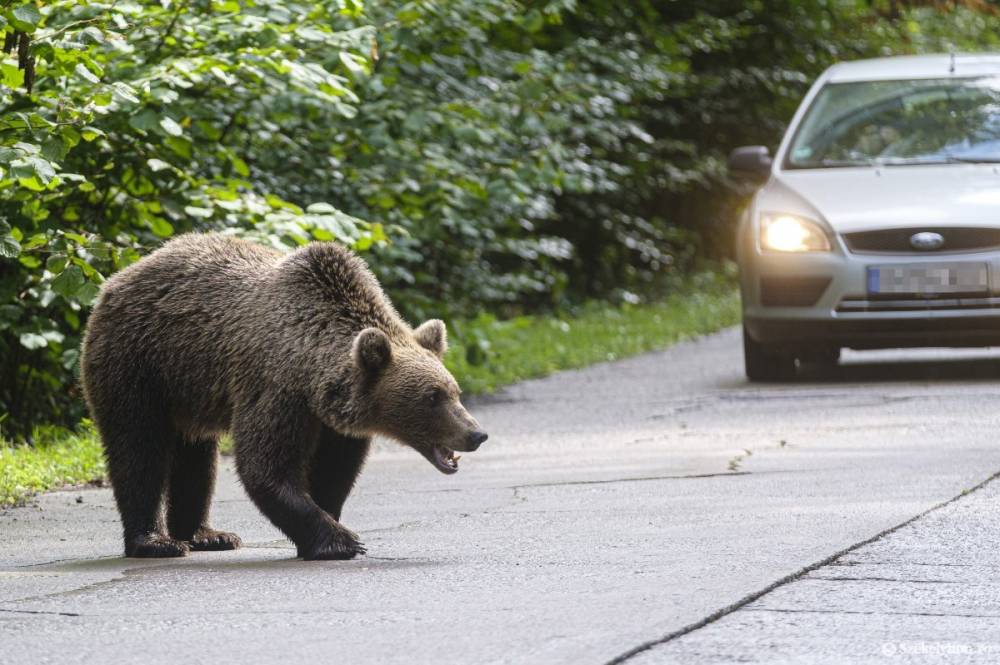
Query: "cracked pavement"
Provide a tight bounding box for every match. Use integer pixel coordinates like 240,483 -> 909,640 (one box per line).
4,327 -> 1000,664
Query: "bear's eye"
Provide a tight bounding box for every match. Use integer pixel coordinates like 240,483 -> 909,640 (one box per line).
426,388 -> 445,406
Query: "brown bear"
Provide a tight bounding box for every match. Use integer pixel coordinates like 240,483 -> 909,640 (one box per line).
80,233 -> 487,559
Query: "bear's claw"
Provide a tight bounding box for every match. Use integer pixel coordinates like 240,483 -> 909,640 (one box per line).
298,528 -> 366,560
188,528 -> 242,551
126,534 -> 190,558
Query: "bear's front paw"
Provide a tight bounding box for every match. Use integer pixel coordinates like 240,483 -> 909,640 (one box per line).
298,528 -> 366,560
126,534 -> 190,558
188,527 -> 242,552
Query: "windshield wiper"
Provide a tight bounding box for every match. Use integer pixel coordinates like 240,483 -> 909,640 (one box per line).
805,155 -> 998,169
870,157 -> 953,167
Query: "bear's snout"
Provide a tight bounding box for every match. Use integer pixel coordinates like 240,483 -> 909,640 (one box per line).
466,430 -> 488,451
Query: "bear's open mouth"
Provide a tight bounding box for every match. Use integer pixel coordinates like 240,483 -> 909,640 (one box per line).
430,445 -> 461,474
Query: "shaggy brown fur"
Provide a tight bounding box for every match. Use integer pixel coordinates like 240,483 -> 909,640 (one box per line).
80,234 -> 487,559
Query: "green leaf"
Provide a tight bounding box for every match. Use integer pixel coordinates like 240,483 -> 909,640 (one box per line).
17,175 -> 45,191
0,233 -> 20,258
62,348 -> 80,371
41,136 -> 69,162
111,82 -> 140,104
76,282 -> 100,307
306,202 -> 338,214
45,253 -> 66,273
40,329 -> 64,344
1,63 -> 24,89
80,127 -> 105,142
164,137 -> 192,159
339,51 -> 367,75
118,248 -> 141,268
9,4 -> 41,33
74,62 -> 100,84
51,265 -> 85,298
149,217 -> 174,237
184,206 -> 213,218
14,155 -> 57,185
21,233 -> 46,250
159,117 -> 183,137
18,332 -> 48,350
523,9 -> 544,33
18,254 -> 40,268
128,109 -> 159,132
230,155 -> 249,177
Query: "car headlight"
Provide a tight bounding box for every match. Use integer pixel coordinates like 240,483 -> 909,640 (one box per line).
759,214 -> 831,252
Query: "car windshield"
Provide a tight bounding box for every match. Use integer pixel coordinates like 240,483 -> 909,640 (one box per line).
786,76 -> 1000,168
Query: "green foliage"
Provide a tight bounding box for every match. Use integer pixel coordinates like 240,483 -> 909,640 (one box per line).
1,0 -> 999,437
0,0 -> 385,437
0,420 -> 104,506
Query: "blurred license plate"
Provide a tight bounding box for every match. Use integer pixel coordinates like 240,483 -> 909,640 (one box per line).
867,262 -> 989,295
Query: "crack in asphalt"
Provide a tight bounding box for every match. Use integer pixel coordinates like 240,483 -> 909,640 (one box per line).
13,556 -> 118,569
727,439 -> 790,473
509,472 -> 751,492
602,470 -> 1000,665
806,575 -> 956,584
835,560 -> 1000,569
0,607 -> 81,617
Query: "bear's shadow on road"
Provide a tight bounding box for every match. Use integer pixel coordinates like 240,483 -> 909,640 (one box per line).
720,354 -> 1000,389
805,356 -> 1000,384
29,550 -> 439,575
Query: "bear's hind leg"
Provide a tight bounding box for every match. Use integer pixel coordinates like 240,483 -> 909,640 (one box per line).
102,423 -> 189,558
167,438 -> 241,551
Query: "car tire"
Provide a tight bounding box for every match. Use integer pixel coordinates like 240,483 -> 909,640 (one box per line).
743,326 -> 797,382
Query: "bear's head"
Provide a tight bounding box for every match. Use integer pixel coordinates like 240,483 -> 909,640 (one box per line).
348,319 -> 488,474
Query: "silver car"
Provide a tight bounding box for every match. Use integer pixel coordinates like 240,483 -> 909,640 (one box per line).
732,54 -> 1000,381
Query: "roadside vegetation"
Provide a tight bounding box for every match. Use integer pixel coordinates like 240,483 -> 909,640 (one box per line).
447,272 -> 739,394
0,423 -> 103,506
2,1 -> 999,498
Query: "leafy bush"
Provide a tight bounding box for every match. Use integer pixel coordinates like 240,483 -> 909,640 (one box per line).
1,0 -> 998,437
0,0 -> 385,438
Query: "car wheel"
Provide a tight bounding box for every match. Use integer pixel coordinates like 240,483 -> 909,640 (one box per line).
743,326 -> 797,382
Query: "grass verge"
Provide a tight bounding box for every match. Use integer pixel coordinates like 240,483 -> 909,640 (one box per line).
2,275 -> 740,506
445,274 -> 740,394
0,423 -> 105,507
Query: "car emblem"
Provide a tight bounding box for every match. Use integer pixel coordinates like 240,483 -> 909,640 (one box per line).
910,231 -> 944,250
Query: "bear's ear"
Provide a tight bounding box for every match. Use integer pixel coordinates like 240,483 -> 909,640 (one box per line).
414,319 -> 447,358
352,327 -> 391,373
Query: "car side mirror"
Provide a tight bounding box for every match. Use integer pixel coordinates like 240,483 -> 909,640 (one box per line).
728,146 -> 772,180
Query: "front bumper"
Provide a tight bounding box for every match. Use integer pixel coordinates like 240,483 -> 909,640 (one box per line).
745,314 -> 1000,349
742,248 -> 1000,350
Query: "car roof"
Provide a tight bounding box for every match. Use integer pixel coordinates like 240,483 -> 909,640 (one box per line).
824,53 -> 1000,83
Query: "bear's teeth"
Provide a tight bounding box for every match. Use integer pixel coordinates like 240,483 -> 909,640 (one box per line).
453,455 -> 461,463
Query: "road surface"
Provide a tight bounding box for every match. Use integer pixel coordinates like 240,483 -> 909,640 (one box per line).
3,327 -> 1000,664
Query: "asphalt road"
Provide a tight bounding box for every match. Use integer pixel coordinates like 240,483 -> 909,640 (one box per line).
4,327 -> 1000,664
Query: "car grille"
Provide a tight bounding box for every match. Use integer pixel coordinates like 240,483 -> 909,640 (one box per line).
842,227 -> 1000,254
837,295 -> 1000,313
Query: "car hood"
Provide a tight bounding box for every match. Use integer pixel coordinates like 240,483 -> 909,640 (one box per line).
765,165 -> 1000,233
